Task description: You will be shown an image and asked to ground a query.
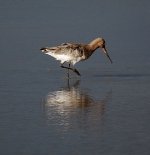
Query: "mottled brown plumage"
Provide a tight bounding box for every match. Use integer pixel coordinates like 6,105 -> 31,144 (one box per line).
40,38 -> 112,76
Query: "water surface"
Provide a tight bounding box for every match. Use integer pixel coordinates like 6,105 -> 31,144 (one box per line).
0,0 -> 150,155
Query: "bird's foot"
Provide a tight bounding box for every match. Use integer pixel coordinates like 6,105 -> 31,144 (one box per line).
73,69 -> 81,76
60,65 -> 81,76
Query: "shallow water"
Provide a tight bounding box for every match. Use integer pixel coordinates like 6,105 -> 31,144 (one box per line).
1,0 -> 150,155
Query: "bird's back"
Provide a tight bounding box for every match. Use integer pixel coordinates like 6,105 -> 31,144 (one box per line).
41,43 -> 87,64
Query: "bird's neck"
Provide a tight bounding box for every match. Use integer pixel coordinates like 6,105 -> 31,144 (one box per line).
88,40 -> 99,51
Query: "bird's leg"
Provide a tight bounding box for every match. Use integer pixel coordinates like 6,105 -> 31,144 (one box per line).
68,63 -> 81,76
61,62 -> 70,77
61,63 -> 71,76
61,63 -> 81,76
61,62 -> 70,70
72,67 -> 81,76
67,63 -> 70,78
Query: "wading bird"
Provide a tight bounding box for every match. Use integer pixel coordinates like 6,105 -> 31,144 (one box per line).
40,38 -> 112,76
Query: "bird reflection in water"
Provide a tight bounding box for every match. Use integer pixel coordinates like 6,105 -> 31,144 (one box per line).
43,79 -> 112,130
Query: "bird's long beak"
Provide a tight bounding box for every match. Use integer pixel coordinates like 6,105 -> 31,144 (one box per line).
102,46 -> 113,63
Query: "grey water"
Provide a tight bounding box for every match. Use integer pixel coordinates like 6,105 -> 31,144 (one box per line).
0,0 -> 150,155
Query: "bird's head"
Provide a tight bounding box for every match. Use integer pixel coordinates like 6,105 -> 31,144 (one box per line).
97,38 -> 112,63
91,38 -> 113,63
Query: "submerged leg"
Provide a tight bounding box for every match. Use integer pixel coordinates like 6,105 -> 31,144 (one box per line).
67,63 -> 70,78
60,63 -> 81,76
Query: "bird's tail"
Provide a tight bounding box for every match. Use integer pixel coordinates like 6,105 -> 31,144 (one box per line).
40,47 -> 46,50
40,46 -> 57,51
40,47 -> 47,52
40,47 -> 52,54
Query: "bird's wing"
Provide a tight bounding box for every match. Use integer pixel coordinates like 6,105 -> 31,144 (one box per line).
44,43 -> 85,56
60,43 -> 85,57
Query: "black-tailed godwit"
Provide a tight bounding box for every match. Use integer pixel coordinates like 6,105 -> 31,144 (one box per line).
40,38 -> 112,76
